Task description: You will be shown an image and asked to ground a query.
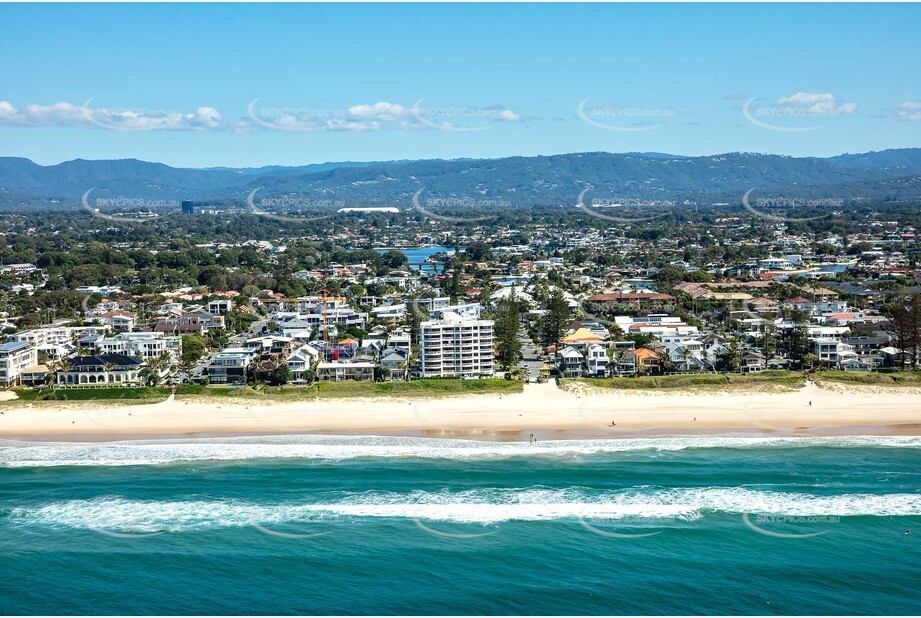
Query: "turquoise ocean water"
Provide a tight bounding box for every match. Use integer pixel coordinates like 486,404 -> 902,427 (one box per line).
1,434 -> 919,615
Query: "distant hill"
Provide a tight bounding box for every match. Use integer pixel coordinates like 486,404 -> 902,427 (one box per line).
1,149 -> 919,209
0,157 -> 240,198
825,148 -> 921,172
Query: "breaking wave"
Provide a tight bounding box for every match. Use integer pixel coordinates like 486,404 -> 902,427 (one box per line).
2,435 -> 920,468
7,487 -> 921,531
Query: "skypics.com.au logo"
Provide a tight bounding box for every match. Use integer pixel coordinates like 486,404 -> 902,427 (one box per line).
577,98 -> 675,132
410,188 -> 500,224
81,189 -> 176,222
576,188 -> 668,224
411,99 -> 522,132
742,92 -> 856,132
246,188 -> 338,223
741,188 -> 838,223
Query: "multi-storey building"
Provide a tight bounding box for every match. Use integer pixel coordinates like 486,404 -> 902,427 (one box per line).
9,325 -> 108,359
0,341 -> 38,386
93,332 -> 182,362
207,346 -> 258,384
419,312 -> 494,378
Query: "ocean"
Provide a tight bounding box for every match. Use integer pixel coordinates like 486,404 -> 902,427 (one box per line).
1,434 -> 919,615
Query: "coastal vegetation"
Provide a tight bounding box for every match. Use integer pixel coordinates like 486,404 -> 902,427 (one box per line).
10,386 -> 172,403
813,370 -> 921,386
175,378 -> 523,401
566,371 -> 805,392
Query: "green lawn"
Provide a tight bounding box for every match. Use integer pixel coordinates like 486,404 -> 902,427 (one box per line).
566,370 -> 805,392
175,379 -> 523,400
10,386 -> 172,403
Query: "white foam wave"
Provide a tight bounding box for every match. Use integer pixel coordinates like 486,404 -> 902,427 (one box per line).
8,488 -> 921,530
2,434 -> 919,467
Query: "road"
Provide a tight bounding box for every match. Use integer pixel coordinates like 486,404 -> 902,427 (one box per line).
518,328 -> 546,382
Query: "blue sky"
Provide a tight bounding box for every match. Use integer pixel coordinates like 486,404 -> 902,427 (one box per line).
1,2 -> 919,167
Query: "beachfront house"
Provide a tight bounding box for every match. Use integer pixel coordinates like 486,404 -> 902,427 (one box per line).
584,343 -> 609,377
632,348 -> 662,375
380,348 -> 409,379
0,341 -> 39,386
207,347 -> 258,384
557,346 -> 585,378
315,360 -> 376,382
57,354 -> 146,387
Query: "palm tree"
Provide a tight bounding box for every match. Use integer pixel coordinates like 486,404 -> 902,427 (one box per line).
104,361 -> 118,384
139,367 -> 158,387
804,353 -> 819,371
53,357 -> 71,386
606,347 -> 625,378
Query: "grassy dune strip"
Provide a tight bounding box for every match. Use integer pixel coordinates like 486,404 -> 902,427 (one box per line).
814,370 -> 921,386
567,371 -> 805,391
175,378 -> 523,400
11,386 -> 172,403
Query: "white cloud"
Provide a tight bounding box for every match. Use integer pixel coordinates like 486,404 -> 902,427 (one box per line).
0,100 -> 225,130
249,100 -> 522,132
0,100 -> 21,121
774,92 -> 857,116
896,100 -> 921,121
3,99 -> 524,133
776,92 -> 835,106
345,102 -> 416,122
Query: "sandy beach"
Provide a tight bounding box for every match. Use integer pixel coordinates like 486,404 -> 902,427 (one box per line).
0,381 -> 919,441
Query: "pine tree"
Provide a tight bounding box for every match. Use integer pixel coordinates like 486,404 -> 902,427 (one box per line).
541,289 -> 570,353
495,293 -> 522,370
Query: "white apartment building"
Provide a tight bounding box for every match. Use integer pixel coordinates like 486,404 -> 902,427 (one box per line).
94,332 -> 182,362
292,297 -> 368,329
9,325 -> 108,359
0,341 -> 39,386
430,302 -> 482,320
419,312 -> 494,378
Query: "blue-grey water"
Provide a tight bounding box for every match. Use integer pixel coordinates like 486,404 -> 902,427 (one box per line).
1,434 -> 919,615
377,246 -> 454,273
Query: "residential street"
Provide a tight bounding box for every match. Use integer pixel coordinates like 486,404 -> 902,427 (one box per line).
518,328 -> 545,381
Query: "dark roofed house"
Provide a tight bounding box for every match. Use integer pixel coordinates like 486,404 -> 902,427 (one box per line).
57,353 -> 146,387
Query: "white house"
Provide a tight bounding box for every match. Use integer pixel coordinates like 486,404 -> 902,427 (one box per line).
584,342 -> 609,377
0,341 -> 38,386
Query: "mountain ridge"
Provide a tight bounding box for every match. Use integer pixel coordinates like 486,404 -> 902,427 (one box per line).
1,149 -> 920,209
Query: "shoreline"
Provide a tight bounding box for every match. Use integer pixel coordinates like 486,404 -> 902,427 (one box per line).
1,382 -> 920,442
3,424 -> 921,445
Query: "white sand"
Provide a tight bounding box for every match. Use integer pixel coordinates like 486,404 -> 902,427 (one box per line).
0,381 -> 919,439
